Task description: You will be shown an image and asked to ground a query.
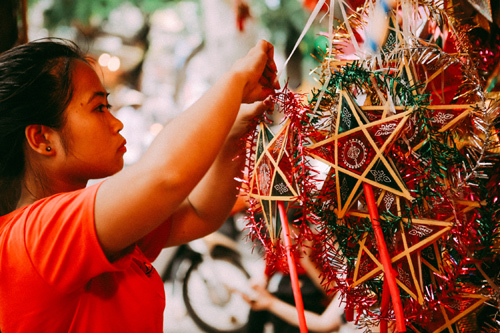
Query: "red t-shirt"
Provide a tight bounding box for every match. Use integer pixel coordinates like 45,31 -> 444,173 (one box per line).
0,182 -> 169,332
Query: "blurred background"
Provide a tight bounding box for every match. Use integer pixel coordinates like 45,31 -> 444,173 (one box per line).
2,0 -> 498,185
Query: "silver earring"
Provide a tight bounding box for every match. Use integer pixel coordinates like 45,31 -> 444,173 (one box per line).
46,146 -> 52,152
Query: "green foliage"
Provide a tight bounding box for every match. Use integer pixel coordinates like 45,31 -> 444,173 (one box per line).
30,0 -> 180,30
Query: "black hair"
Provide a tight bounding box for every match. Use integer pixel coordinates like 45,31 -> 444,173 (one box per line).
0,38 -> 88,215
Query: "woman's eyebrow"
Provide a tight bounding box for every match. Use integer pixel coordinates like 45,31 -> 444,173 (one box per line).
87,91 -> 110,104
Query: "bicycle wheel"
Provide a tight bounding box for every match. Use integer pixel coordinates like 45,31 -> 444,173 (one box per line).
182,258 -> 251,333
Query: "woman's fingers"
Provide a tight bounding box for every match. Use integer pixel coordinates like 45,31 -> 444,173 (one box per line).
259,65 -> 280,90
241,40 -> 280,103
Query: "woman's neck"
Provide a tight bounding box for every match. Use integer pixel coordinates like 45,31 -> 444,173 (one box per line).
16,191 -> 38,209
16,170 -> 86,210
16,176 -> 53,209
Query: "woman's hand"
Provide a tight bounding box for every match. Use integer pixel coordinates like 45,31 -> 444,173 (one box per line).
230,40 -> 280,104
239,283 -> 275,311
227,98 -> 274,140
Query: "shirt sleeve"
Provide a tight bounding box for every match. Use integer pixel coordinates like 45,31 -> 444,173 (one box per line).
21,182 -> 132,293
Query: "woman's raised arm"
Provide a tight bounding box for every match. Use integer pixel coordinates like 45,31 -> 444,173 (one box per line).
94,40 -> 278,258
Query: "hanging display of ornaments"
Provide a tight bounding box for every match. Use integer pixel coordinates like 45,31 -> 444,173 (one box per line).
241,0 -> 500,332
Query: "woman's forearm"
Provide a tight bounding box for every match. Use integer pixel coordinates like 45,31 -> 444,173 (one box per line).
185,101 -> 270,228
266,296 -> 344,333
139,71 -> 246,200
186,135 -> 245,223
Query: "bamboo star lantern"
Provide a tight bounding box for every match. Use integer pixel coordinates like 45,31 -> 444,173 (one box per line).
348,193 -> 453,306
307,89 -> 413,219
304,87 -> 412,332
248,119 -> 299,244
394,60 -> 476,152
247,119 -> 308,332
408,292 -> 488,333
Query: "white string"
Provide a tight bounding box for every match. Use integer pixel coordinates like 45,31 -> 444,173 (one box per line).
312,0 -> 336,114
277,0 -> 327,80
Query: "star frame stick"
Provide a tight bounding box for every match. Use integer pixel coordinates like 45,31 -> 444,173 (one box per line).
278,201 -> 308,333
363,183 -> 405,333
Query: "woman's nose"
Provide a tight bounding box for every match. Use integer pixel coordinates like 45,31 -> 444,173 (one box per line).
110,112 -> 124,132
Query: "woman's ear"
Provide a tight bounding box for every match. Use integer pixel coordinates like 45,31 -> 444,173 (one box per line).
25,125 -> 55,155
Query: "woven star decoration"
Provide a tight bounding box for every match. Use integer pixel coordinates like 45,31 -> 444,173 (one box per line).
394,60 -> 476,152
348,192 -> 453,306
248,120 -> 299,243
409,292 -> 488,333
306,89 -> 413,218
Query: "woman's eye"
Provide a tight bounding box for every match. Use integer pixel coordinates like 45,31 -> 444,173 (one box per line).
97,104 -> 112,112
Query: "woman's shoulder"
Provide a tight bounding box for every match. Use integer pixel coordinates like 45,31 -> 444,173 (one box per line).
0,206 -> 28,231
31,182 -> 104,220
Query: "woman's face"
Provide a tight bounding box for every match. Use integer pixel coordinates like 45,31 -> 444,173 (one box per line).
55,60 -> 126,184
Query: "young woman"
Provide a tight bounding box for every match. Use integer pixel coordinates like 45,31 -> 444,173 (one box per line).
0,38 -> 278,332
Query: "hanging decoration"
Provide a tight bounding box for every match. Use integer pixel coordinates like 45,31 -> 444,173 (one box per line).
243,86 -> 323,332
234,0 -> 252,32
241,0 -> 500,332
243,85 -> 321,273
306,88 -> 413,218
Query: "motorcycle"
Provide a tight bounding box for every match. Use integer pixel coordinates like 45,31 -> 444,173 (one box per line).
160,217 -> 253,333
